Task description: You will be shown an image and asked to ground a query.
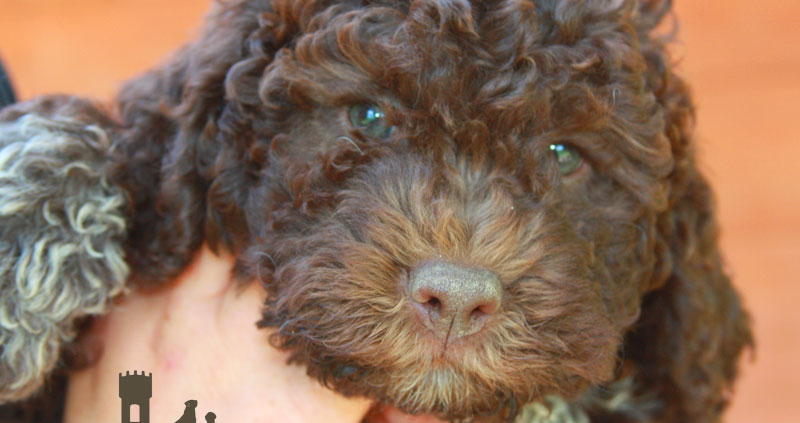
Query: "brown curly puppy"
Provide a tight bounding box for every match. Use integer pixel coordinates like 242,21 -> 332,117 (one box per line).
0,0 -> 751,422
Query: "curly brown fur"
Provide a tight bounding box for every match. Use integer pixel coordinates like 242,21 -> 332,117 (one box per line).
0,0 -> 751,422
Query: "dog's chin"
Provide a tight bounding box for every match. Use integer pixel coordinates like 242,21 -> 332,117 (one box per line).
291,323 -> 617,423
364,404 -> 452,423
363,402 -> 508,423
326,361 -> 537,423
363,392 -> 521,423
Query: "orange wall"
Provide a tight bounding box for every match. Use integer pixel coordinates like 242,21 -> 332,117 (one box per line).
672,2 -> 800,422
1,1 -> 798,422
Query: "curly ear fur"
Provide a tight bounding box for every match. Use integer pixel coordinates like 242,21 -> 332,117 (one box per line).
626,168 -> 752,422
0,97 -> 129,402
619,6 -> 754,420
113,0 -> 308,286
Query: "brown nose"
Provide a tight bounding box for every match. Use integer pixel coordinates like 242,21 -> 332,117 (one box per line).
409,261 -> 502,340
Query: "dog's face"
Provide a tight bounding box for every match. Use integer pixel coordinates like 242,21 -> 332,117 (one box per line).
232,0 -> 673,419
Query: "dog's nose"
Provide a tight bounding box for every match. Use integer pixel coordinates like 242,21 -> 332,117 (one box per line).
409,261 -> 502,340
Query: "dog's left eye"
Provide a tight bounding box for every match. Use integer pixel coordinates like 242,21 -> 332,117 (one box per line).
348,104 -> 395,139
549,143 -> 583,176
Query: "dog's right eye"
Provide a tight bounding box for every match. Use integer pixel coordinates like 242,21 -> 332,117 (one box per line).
348,104 -> 395,139
549,143 -> 583,176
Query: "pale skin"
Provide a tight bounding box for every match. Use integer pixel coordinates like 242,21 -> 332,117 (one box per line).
63,245 -> 373,423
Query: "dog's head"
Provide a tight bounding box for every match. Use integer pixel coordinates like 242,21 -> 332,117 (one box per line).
246,0 -> 656,415
0,0 -> 751,422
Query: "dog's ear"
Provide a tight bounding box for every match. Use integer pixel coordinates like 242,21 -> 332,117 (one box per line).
114,0 -> 318,286
628,166 -> 753,421
0,96 -> 129,403
633,0 -> 673,32
623,5 -> 754,418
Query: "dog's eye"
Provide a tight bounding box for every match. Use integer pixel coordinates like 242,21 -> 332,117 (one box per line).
549,143 -> 583,175
348,104 -> 395,139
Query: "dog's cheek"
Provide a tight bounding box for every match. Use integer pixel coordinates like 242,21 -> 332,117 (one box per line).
559,173 -> 660,328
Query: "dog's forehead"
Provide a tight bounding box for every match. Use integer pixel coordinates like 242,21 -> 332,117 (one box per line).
264,0 -> 673,208
283,0 -> 643,129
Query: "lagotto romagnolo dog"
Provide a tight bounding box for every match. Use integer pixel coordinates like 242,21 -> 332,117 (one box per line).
0,0 -> 752,422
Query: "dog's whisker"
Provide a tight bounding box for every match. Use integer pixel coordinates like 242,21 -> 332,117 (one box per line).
254,250 -> 276,268
337,136 -> 363,155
